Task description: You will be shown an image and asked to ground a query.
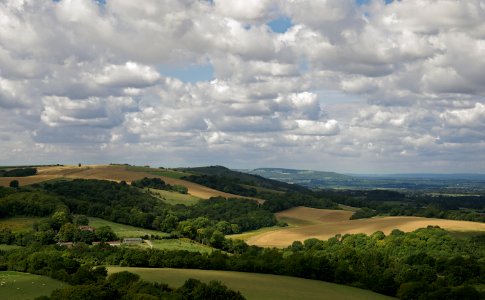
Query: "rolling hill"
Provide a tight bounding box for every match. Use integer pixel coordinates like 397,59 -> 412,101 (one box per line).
240,206 -> 485,248
107,267 -> 395,300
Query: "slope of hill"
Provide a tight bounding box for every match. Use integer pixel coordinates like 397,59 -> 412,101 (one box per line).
107,267 -> 395,300
178,165 -> 308,193
242,206 -> 485,248
0,165 -> 242,200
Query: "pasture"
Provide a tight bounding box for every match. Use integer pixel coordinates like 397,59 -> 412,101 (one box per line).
0,217 -> 46,232
0,271 -> 66,300
150,189 -> 201,206
244,207 -> 485,247
147,239 -> 214,253
106,267 -> 395,300
87,217 -> 168,238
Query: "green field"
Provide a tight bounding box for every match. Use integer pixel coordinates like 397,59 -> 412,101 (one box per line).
87,217 -> 169,238
107,267 -> 395,300
150,189 -> 201,206
147,239 -> 214,253
0,217 -> 46,232
0,271 -> 67,300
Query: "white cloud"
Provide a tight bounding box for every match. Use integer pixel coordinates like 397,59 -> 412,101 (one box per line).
0,0 -> 484,172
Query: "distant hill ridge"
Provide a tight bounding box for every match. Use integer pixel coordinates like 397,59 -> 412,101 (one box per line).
247,168 -> 354,187
176,165 -> 308,192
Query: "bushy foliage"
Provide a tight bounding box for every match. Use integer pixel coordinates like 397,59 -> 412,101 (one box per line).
132,177 -> 189,194
0,191 -> 67,218
187,197 -> 276,232
3,227 -> 484,299
183,175 -> 259,197
350,207 -> 377,220
0,167 -> 37,177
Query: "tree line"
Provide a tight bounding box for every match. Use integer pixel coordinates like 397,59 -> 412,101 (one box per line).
1,227 -> 483,299
0,167 -> 37,177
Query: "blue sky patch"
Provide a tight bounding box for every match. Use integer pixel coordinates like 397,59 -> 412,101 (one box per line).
356,0 -> 395,5
267,17 -> 293,33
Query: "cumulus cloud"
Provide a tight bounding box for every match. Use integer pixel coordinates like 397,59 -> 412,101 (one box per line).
0,0 -> 484,172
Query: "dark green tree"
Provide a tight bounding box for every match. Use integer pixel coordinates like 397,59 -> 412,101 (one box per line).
9,180 -> 19,189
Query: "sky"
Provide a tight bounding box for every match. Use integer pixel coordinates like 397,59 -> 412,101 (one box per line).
0,0 -> 484,173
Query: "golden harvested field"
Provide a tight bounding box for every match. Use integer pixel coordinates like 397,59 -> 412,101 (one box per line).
0,165 -> 241,200
276,206 -> 354,224
245,207 -> 485,248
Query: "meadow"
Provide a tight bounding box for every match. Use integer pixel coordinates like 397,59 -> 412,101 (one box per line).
106,267 -> 396,300
149,188 -> 201,206
87,217 -> 168,238
0,216 -> 46,232
147,239 -> 214,253
0,271 -> 67,300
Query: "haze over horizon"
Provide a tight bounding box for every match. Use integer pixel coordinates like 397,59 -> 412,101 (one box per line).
1,0 -> 484,173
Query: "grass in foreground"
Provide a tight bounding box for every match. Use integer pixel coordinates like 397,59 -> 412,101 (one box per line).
0,271 -> 67,300
87,217 -> 168,239
107,267 -> 395,300
150,189 -> 201,206
0,217 -> 47,232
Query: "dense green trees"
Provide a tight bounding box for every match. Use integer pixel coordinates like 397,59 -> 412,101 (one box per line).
9,180 -> 19,188
131,177 -> 188,194
317,189 -> 485,222
350,207 -> 377,219
1,178 -> 485,299
0,191 -> 67,218
183,174 -> 259,197
1,227 -> 483,299
0,167 -> 37,177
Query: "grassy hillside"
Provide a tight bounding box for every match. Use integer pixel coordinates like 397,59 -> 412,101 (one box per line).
149,189 -> 201,206
107,267 -> 395,300
148,239 -> 215,253
87,217 -> 168,238
0,217 -> 47,232
0,271 -> 67,300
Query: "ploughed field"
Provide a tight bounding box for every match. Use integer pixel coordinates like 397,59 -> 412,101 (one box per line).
0,164 -> 238,200
241,207 -> 485,248
107,267 -> 395,300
